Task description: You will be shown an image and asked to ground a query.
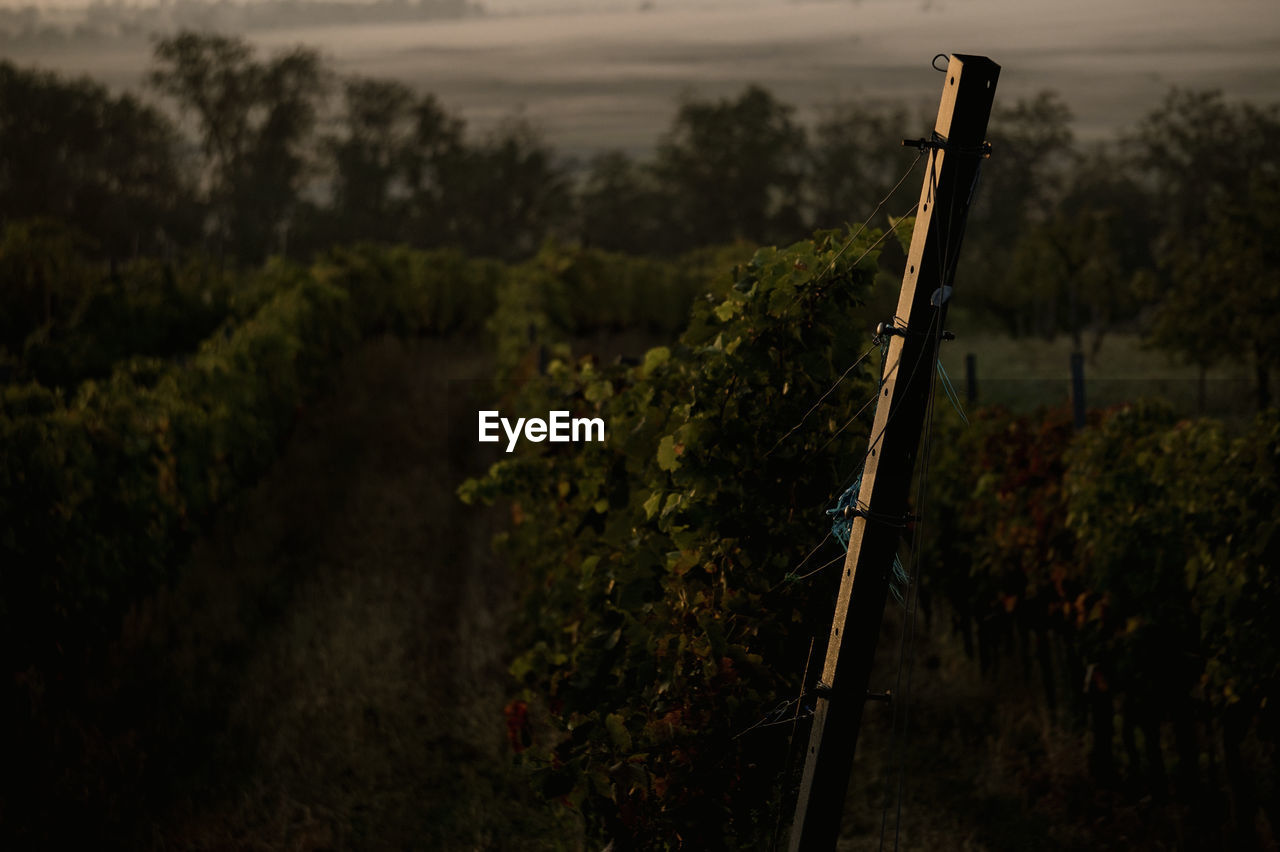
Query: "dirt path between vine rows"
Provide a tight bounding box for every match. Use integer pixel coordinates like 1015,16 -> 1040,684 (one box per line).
93,335 -> 570,849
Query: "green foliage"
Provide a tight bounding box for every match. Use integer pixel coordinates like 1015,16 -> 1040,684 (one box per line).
325,77 -> 445,243
1133,91 -> 1280,409
483,241 -> 755,380
1,239 -> 729,701
0,219 -> 97,354
0,60 -> 195,259
1131,89 -> 1275,235
1149,168 -> 1280,409
809,100 -> 922,230
1006,155 -> 1152,354
0,242 -> 485,673
461,227 -> 889,846
314,242 -> 504,336
1198,411 -> 1280,706
10,40 -> 1280,406
22,258 -> 234,388
7,44 -> 1280,835
577,151 -> 671,254
1065,404 -> 1280,710
150,31 -> 328,262
963,91 -> 1082,337
924,405 -> 1081,659
441,119 -> 574,260
0,220 -> 247,388
926,401 -> 1280,825
0,273 -> 357,670
654,85 -> 808,250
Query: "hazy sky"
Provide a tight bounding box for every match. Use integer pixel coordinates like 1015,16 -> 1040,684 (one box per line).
9,0 -> 733,8
5,0 -> 1279,157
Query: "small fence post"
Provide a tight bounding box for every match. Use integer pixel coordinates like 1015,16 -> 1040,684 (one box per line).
1070,351 -> 1086,429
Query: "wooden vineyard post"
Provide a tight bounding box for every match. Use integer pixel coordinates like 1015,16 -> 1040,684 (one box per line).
787,54 -> 999,851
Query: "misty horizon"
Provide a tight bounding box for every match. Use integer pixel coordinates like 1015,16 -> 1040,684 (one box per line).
3,0 -> 1279,159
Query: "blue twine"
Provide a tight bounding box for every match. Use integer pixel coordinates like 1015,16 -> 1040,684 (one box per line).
888,553 -> 909,605
826,474 -> 862,550
826,474 -> 909,605
807,333 -> 925,603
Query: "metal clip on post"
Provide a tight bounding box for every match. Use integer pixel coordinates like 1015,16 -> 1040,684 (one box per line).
875,321 -> 955,341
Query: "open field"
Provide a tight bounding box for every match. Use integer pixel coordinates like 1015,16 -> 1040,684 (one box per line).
944,330 -> 1257,418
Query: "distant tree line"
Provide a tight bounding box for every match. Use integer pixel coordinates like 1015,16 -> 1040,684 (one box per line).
1,31 -> 1278,407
